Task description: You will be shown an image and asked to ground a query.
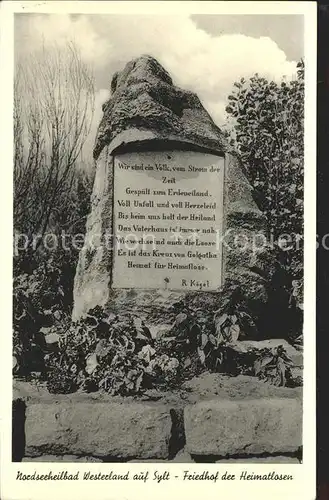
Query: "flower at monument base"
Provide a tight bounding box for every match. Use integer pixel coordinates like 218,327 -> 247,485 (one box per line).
85,352 -> 99,374
147,354 -> 180,376
166,357 -> 179,372
137,344 -> 156,363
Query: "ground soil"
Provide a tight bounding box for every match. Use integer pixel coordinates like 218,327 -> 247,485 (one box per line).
14,372 -> 302,408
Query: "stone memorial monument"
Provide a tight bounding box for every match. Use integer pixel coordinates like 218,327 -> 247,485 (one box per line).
72,55 -> 269,329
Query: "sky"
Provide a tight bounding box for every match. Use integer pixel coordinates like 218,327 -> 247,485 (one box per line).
15,13 -> 304,158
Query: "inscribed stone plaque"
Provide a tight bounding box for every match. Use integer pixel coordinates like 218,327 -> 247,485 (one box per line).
112,151 -> 225,290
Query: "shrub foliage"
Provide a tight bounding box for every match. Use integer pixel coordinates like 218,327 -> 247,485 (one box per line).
225,61 -> 304,339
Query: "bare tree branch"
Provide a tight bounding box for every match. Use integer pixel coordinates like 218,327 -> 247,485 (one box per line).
14,41 -> 95,249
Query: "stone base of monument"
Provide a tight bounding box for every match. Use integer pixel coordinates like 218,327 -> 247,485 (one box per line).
13,374 -> 302,464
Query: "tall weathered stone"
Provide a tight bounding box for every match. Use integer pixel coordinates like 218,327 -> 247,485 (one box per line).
72,55 -> 269,324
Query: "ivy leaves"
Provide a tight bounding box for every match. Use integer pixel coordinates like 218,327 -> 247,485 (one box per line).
45,308 -> 182,396
254,345 -> 294,387
197,294 -> 257,372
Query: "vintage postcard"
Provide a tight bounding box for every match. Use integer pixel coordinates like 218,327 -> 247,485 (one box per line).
0,2 -> 316,499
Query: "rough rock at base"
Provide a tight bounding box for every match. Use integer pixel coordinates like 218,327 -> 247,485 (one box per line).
25,402 -> 172,459
22,455 -> 103,462
238,339 -> 303,367
184,398 -> 302,456
128,447 -> 195,463
215,456 -> 300,464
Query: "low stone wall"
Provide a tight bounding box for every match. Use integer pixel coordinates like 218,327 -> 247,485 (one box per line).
13,390 -> 302,464
185,399 -> 302,457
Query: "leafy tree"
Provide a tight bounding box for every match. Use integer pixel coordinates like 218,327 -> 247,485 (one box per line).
225,62 -> 304,339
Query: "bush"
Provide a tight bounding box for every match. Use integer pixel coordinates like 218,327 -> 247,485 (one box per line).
44,298 -> 253,395
225,62 -> 304,340
14,292 -> 302,392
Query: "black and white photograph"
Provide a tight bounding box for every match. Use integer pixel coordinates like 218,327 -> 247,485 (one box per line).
0,2 -> 316,500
